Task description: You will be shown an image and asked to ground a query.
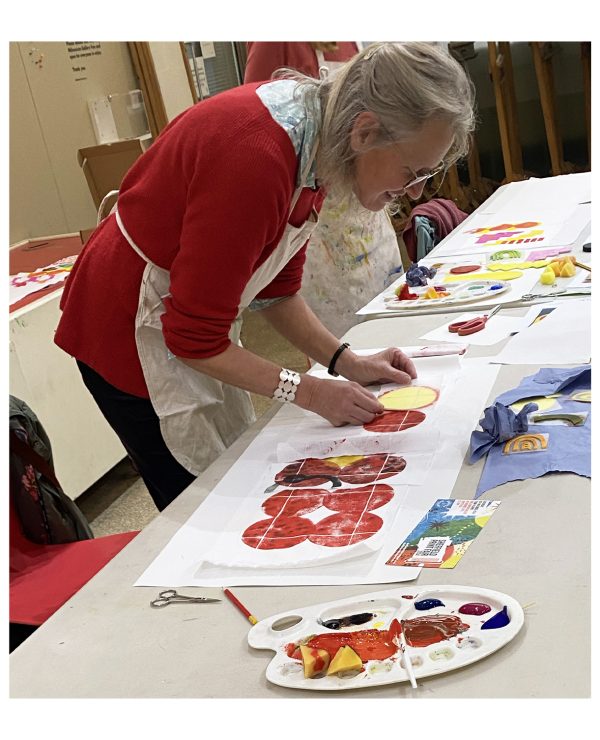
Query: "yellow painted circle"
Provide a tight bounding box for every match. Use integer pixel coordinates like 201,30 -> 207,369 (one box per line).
379,386 -> 438,410
510,395 -> 558,413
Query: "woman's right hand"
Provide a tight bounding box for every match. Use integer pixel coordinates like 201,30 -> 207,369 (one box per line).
298,377 -> 385,426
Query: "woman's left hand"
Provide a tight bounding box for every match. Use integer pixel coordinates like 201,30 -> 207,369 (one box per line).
338,347 -> 417,386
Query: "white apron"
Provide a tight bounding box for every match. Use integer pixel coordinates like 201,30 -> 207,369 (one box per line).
114,146 -> 319,476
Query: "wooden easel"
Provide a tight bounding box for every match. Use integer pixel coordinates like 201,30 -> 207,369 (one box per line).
581,42 -> 591,164
488,42 -> 525,182
530,42 -> 571,176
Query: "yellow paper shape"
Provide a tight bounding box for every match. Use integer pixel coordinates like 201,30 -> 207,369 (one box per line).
487,260 -> 550,270
443,270 -> 523,282
510,395 -> 559,413
503,433 -> 548,454
571,391 -> 591,403
379,385 -> 438,410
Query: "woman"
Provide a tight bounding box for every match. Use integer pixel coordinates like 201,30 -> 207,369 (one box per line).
55,42 -> 475,511
244,41 -> 404,337
244,41 -> 360,82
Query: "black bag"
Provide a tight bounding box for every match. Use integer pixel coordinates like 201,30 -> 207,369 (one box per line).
9,396 -> 94,544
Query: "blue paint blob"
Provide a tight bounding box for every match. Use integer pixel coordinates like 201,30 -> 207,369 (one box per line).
414,598 -> 445,611
489,284 -> 504,291
481,605 -> 510,630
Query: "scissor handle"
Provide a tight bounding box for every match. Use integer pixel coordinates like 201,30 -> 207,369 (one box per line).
448,320 -> 467,333
150,597 -> 172,608
456,319 -> 485,335
150,589 -> 179,608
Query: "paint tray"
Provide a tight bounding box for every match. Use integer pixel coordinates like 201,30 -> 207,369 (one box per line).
248,584 -> 524,691
383,280 -> 511,310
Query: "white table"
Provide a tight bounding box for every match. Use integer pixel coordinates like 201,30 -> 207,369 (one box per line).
9,309 -> 590,698
9,235 -> 126,499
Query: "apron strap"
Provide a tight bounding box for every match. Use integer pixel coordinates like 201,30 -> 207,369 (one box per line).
115,209 -> 161,268
288,134 -> 320,215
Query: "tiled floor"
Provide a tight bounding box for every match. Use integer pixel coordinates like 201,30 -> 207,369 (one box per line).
77,308 -> 309,536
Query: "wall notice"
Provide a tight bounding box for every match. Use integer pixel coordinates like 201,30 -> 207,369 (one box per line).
66,42 -> 103,82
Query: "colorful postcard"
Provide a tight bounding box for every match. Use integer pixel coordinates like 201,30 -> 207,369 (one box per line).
386,498 -> 501,568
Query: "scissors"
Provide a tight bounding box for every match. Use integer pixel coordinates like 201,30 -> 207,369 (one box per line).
150,589 -> 221,608
448,305 -> 502,336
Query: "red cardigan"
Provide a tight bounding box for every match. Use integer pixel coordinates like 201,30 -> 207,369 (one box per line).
55,83 -> 324,398
244,42 -> 359,82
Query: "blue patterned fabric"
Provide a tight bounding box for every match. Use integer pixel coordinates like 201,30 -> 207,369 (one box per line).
469,402 -> 539,463
256,79 -> 321,188
474,365 -> 591,497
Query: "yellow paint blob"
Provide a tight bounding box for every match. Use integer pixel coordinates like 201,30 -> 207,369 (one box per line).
560,261 -> 576,277
379,386 -> 438,410
324,455 -> 364,467
540,268 -> 556,285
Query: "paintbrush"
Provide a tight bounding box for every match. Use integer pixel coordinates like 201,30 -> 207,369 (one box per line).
573,260 -> 591,272
390,616 -> 418,688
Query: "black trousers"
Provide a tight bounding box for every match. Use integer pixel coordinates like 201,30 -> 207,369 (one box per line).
77,361 -> 196,512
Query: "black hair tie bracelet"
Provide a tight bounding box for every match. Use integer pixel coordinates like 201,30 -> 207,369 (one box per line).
328,342 -> 350,377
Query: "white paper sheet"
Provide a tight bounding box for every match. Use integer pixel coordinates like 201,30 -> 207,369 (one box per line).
490,299 -> 591,365
475,172 -> 590,215
433,202 -> 590,258
135,360 -> 501,587
419,311 -> 528,346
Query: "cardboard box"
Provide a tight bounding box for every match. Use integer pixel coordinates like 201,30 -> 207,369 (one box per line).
77,139 -> 144,210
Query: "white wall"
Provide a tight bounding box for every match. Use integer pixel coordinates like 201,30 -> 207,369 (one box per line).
10,41 -> 193,244
149,42 -> 195,121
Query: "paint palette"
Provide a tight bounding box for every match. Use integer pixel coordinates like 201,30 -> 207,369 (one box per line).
248,585 -> 524,691
383,280 -> 510,310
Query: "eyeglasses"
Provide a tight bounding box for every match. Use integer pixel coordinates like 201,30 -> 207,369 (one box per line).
402,161 -> 446,191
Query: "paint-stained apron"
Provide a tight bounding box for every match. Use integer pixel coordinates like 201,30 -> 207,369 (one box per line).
113,147 -> 319,477
306,50 -> 402,338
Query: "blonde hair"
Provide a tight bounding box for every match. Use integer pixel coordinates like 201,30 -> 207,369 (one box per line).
276,42 -> 476,198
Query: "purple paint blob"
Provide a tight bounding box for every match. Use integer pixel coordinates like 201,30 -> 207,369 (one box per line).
459,602 -> 492,616
481,605 -> 510,630
414,598 -> 445,611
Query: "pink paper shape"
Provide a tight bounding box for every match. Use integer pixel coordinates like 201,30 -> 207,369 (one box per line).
527,247 -> 570,260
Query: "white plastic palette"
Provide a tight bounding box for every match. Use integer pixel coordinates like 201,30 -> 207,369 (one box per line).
383,280 -> 510,310
248,584 -> 524,691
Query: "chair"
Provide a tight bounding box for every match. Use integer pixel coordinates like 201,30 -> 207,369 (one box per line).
9,397 -> 139,651
10,499 -> 138,650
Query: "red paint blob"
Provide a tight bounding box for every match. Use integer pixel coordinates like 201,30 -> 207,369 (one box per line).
275,459 -> 340,487
336,454 -> 406,484
323,484 -> 394,513
303,628 -> 399,662
363,409 -> 426,434
458,602 -> 492,616
262,489 -> 325,517
403,614 -> 469,647
242,516 -> 314,549
450,265 -> 481,274
308,511 -> 383,547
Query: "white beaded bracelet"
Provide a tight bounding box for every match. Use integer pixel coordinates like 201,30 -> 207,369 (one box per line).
272,368 -> 301,403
